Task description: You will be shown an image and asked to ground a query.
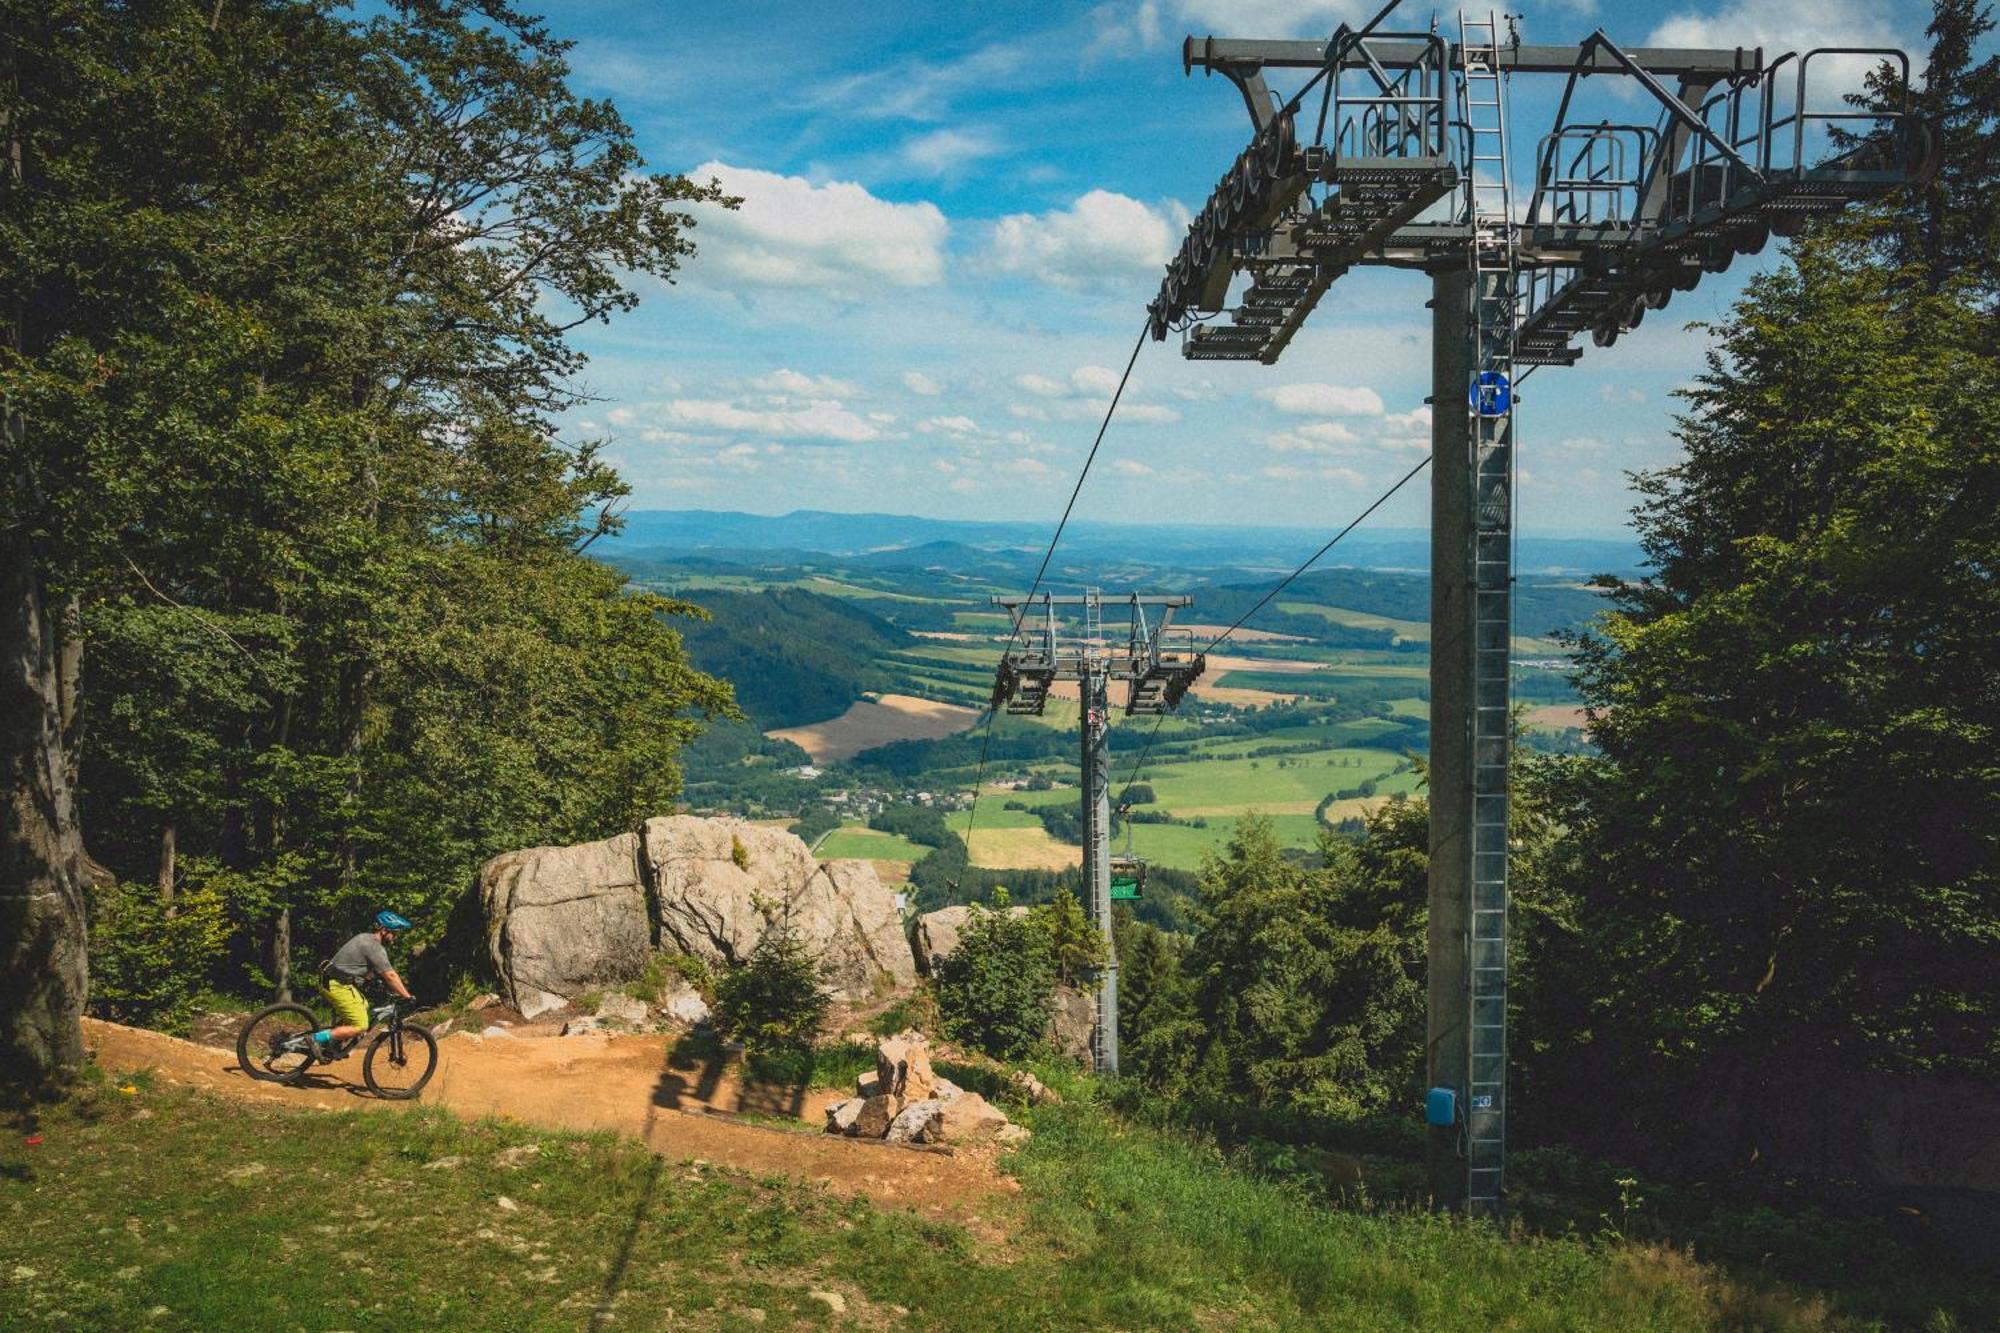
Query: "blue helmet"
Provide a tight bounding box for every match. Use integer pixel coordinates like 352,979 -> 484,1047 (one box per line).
375,910 -> 412,932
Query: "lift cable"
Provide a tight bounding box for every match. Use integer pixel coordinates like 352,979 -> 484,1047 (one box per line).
1110,451 -> 1434,811
951,319 -> 1153,889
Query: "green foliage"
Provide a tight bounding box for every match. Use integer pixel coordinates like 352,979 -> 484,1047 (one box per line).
868,987 -> 938,1037
934,890 -> 1057,1060
2,0 -> 734,1011
84,879 -> 230,1031
728,836 -> 750,871
868,803 -> 952,847
672,588 -> 912,727
1030,886 -> 1105,987
713,920 -> 829,1054
1523,212 -> 2000,1164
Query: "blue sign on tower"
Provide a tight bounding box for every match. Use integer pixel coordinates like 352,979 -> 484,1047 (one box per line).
1469,370 -> 1512,417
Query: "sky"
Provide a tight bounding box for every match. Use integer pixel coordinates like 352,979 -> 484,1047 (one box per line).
536,0 -> 1940,538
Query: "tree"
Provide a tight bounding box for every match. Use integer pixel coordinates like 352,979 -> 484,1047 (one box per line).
1176,816 -> 1426,1115
1031,885 -> 1105,987
715,916 -> 830,1054
1527,195 -> 2000,1161
935,890 -> 1057,1060
2,0 -> 733,1079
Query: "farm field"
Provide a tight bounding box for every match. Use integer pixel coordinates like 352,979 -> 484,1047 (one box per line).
766,693 -> 979,764
814,826 -> 927,862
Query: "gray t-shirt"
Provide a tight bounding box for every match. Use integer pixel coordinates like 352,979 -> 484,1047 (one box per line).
328,931 -> 391,984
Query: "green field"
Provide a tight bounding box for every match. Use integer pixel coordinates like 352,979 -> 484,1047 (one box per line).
815,827 -> 929,862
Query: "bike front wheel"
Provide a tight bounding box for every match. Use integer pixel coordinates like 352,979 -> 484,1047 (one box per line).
237,1003 -> 320,1085
363,1024 -> 438,1100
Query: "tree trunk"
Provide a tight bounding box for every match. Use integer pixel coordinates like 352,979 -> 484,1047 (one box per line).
0,36 -> 89,1089
0,527 -> 90,1087
271,904 -> 291,1002
158,821 -> 176,913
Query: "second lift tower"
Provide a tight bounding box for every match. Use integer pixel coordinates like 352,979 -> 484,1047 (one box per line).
989,590 -> 1205,1073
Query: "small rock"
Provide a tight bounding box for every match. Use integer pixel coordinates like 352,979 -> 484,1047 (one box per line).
422,1156 -> 466,1171
661,987 -> 710,1027
853,1094 -> 901,1138
809,1289 -> 847,1315
225,1163 -> 267,1182
431,1018 -> 455,1037
481,1025 -> 515,1039
824,1098 -> 865,1136
470,992 -> 502,1011
876,1032 -> 936,1102
495,1145 -> 540,1168
595,993 -> 650,1026
932,1076 -> 962,1100
855,1071 -> 880,1098
995,1123 -> 1032,1145
930,1092 -> 1012,1145
559,1017 -> 604,1037
885,1098 -> 944,1144
496,1196 -> 520,1213
1009,1070 -> 1060,1105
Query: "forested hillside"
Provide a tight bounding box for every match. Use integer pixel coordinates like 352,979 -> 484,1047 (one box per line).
674,589 -> 914,727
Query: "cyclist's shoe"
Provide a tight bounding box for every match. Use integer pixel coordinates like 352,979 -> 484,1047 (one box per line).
311,1035 -> 353,1062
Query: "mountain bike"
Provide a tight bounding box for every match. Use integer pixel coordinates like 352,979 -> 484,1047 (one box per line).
236,992 -> 439,1099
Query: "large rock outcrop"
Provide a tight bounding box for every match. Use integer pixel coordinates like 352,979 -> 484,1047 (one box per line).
643,816 -> 916,998
479,834 -> 650,1019
911,904 -> 1030,974
476,816 -> 916,1016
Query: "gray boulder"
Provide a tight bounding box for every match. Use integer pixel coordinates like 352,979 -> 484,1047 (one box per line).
594,993 -> 650,1027
911,904 -> 1031,974
642,816 -> 915,998
478,833 -> 649,1019
885,1098 -> 945,1145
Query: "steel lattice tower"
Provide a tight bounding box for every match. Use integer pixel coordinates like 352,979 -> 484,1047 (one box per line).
1145,5 -> 1935,1211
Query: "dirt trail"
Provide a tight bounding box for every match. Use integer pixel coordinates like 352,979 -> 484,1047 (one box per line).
82,1019 -> 1012,1219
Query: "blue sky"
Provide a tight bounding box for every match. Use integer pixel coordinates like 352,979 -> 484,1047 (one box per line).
539,0 -> 1939,537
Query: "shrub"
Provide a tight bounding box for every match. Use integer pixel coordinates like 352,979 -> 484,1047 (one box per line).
714,918 -> 829,1053
729,835 -> 750,870
935,889 -> 1056,1060
86,878 -> 230,1031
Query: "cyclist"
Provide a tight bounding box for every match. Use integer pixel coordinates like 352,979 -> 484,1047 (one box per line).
310,910 -> 416,1059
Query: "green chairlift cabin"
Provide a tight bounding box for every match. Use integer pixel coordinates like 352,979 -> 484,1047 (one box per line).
1110,810 -> 1145,901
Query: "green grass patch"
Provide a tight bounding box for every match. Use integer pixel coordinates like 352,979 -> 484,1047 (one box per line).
3,1070 -> 1978,1330
815,826 -> 928,862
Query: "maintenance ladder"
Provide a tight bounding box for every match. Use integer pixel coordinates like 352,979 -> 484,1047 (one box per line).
1459,8 -> 1514,1216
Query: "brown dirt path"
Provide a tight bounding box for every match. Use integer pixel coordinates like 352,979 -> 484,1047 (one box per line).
82,1019 -> 1013,1220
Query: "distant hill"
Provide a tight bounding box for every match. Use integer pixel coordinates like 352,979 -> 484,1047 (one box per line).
674,588 -> 914,729
601,509 -> 1645,577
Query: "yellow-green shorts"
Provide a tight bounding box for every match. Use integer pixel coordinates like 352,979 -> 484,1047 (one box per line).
325,979 -> 369,1031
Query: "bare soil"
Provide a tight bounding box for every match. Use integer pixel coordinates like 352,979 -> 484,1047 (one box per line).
83,1018 -> 1012,1219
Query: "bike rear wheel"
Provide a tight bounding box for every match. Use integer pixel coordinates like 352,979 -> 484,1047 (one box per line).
236,1003 -> 321,1084
363,1023 -> 438,1100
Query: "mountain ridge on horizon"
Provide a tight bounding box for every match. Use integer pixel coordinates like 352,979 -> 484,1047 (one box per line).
602,507 -> 1646,576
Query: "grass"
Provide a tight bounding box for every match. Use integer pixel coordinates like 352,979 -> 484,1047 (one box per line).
7,1065 -> 1969,1331
815,827 -> 929,863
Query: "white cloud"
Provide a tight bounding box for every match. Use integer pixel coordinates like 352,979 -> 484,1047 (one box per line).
751,368 -> 860,398
903,370 -> 943,396
1009,402 -> 1050,421
1110,402 -> 1182,424
920,415 -> 979,435
1002,457 -> 1050,475
1175,1 -> 1372,39
1091,0 -> 1165,55
663,397 -> 881,443
1012,373 -> 1066,397
1599,384 -> 1646,406
899,127 -> 1003,176
1110,458 -> 1156,476
1646,0 -> 1892,52
687,161 -> 948,294
987,190 -> 1189,290
948,476 -> 977,493
1268,423 -> 1357,454
1070,364 -> 1123,396
1260,383 -> 1386,417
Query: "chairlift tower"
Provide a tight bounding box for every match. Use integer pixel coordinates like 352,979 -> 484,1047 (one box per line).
1146,4 -> 1934,1212
988,590 -> 1206,1073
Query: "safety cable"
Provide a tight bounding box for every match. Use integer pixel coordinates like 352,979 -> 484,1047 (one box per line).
1109,451 -> 1434,810
952,318 -> 1154,890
